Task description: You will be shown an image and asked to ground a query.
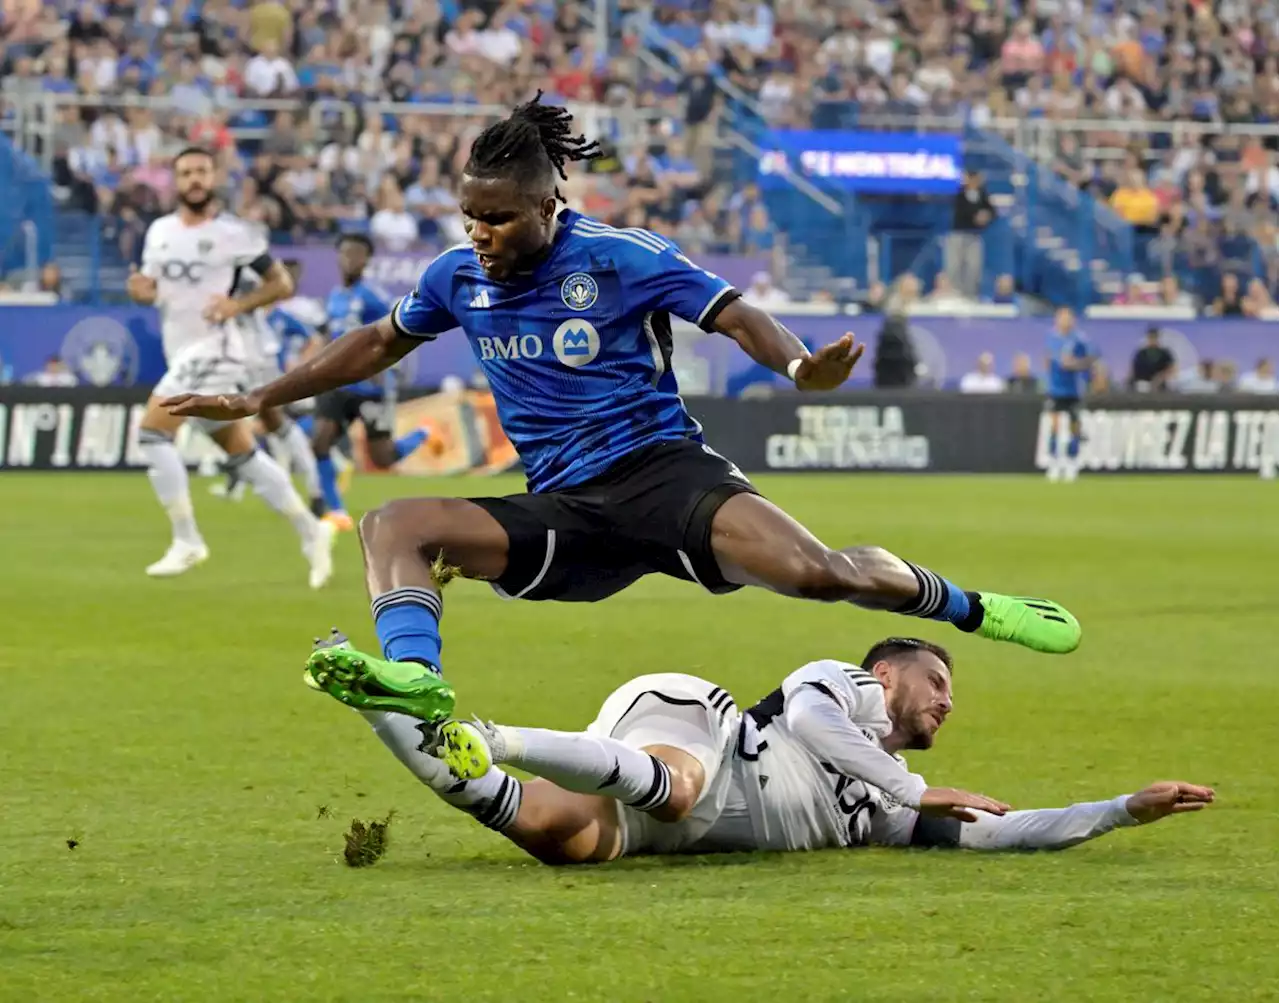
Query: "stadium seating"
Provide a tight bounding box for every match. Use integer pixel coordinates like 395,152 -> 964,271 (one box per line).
0,0 -> 1275,309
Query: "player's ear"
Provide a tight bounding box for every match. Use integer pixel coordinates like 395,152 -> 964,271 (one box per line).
540,196 -> 558,223
870,660 -> 893,687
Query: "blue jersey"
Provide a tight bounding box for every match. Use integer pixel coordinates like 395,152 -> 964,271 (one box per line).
267,306 -> 315,371
1046,329 -> 1093,399
327,278 -> 393,396
391,209 -> 738,492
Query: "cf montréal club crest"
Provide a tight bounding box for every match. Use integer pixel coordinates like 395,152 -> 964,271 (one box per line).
560,272 -> 598,311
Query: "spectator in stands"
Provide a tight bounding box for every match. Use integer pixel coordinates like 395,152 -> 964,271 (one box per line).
1178,359 -> 1221,394
369,182 -> 419,252
1006,354 -> 1039,394
743,272 -> 792,312
25,356 -> 77,387
959,353 -> 1005,394
1110,169 -> 1161,233
948,170 -> 993,299
37,263 -> 64,301
873,275 -> 919,390
992,274 -> 1017,306
1237,359 -> 1278,395
1207,272 -> 1248,317
1113,274 -> 1158,306
927,273 -> 969,309
1129,327 -> 1176,392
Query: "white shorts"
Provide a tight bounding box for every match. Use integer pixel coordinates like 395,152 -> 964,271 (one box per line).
154,345 -> 255,400
587,672 -> 741,856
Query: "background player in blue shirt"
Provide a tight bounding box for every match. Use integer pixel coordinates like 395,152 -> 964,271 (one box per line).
312,234 -> 434,529
167,95 -> 1082,728
1044,306 -> 1096,482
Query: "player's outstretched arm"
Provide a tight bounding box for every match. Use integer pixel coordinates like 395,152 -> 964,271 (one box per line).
162,316 -> 416,420
712,299 -> 864,391
949,781 -> 1215,851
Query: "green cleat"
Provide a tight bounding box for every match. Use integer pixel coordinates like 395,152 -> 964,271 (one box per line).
304,628 -> 456,722
975,594 -> 1082,654
436,719 -> 496,781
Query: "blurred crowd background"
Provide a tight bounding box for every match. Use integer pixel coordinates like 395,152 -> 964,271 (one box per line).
0,0 -> 1277,317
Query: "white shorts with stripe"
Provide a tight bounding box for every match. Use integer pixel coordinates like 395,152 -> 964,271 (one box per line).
586,672 -> 741,856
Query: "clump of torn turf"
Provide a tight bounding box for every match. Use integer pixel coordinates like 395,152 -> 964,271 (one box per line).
343,812 -> 394,868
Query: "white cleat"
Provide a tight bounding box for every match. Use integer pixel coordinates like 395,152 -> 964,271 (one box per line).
146,541 -> 210,577
305,518 -> 337,589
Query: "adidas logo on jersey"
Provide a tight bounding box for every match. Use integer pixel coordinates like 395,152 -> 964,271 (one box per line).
469,288 -> 492,309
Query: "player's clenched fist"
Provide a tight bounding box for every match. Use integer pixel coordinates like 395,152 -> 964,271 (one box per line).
126,265 -> 157,305
918,786 -> 1011,822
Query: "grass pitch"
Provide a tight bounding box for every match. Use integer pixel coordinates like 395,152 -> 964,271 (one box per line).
0,472 -> 1275,1002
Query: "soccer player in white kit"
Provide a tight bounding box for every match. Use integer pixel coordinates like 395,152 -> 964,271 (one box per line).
126,147 -> 334,586
309,633 -> 1214,863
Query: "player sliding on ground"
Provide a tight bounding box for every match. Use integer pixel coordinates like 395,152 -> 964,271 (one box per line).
307,632 -> 1213,863
165,94 -> 1081,722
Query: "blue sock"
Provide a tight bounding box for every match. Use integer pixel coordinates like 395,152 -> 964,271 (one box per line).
371,587 -> 443,673
896,562 -> 982,631
316,454 -> 344,512
296,414 -> 313,436
1067,436 -> 1080,458
393,428 -> 428,462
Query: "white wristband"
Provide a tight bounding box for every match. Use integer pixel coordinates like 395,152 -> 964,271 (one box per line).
786,357 -> 805,383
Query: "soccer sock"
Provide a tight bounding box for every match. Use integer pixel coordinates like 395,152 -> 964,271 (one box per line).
495,727 -> 673,812
139,429 -> 203,547
371,586 -> 443,672
393,428 -> 428,463
233,451 -> 319,543
315,453 -> 345,512
1065,434 -> 1081,478
365,712 -> 522,832
270,420 -> 322,501
895,561 -> 984,632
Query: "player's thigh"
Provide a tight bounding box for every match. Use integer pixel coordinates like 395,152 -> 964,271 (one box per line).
312,391 -> 357,451
361,496 -> 513,581
209,419 -> 257,455
505,779 -> 623,865
707,490 -> 833,594
355,396 -> 396,465
467,492 -> 648,602
599,438 -> 758,595
140,395 -> 186,436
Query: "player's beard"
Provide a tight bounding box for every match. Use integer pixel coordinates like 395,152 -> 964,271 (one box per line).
178,188 -> 215,213
889,692 -> 936,750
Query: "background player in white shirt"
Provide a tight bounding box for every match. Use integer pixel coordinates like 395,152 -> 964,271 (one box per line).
306,633 -> 1213,863
126,147 -> 334,586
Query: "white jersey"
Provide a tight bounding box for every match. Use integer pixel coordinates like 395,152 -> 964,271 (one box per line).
140,211 -> 272,364
708,660 -> 925,853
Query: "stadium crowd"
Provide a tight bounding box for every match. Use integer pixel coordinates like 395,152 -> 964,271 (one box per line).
0,0 -> 1277,309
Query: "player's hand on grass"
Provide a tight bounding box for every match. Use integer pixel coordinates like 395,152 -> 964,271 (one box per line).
203,294 -> 242,323
161,390 -> 263,420
918,787 -> 1011,823
793,333 -> 864,391
1124,782 -> 1215,825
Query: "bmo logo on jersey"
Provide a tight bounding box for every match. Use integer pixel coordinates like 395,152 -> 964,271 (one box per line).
474,321 -> 601,368
553,320 -> 600,368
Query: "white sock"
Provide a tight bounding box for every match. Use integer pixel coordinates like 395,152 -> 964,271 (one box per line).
232,451 -> 318,543
271,420 -> 322,500
139,430 -> 203,547
496,726 -> 672,812
365,712 -> 522,831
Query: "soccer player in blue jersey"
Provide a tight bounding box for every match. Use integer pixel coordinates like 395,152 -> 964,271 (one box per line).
166,95 -> 1082,721
1044,306 -> 1096,482
312,234 -> 434,529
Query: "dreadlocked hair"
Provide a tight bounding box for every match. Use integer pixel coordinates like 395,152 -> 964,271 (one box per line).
465,91 -> 603,201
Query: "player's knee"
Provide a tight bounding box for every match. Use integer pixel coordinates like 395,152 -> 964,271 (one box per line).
358,498 -> 448,550
649,767 -> 701,823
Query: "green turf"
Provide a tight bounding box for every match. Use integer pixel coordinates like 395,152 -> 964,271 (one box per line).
0,472 -> 1275,1002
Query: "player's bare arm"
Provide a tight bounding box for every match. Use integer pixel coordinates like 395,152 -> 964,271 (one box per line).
126,265 -> 157,305
162,316 -> 418,420
712,298 -> 864,391
203,259 -> 296,324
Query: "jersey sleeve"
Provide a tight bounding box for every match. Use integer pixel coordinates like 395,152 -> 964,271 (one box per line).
778,661 -> 927,808
227,218 -> 272,269
139,220 -> 164,279
390,251 -> 460,340
621,239 -> 741,330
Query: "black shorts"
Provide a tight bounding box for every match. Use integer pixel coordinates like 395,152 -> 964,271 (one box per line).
470,437 -> 758,603
1045,396 -> 1081,419
315,389 -> 395,440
